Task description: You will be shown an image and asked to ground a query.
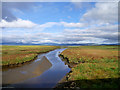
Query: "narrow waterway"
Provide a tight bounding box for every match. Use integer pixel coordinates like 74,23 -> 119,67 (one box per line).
2,48 -> 71,88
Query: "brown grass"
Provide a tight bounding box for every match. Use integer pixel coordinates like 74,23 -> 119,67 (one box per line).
58,46 -> 119,88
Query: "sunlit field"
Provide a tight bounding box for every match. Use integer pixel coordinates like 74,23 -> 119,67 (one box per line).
58,45 -> 119,88
1,45 -> 59,66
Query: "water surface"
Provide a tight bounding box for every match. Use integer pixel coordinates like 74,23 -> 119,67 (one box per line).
3,48 -> 70,88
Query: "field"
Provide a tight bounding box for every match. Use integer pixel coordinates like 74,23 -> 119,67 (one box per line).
1,45 -> 59,66
58,45 -> 119,88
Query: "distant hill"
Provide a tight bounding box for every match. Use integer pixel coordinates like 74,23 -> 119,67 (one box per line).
1,42 -> 119,46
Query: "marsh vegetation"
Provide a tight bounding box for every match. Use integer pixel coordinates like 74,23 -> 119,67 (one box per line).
1,45 -> 59,67
57,45 -> 119,88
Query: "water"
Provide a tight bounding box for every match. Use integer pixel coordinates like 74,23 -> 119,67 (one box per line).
3,48 -> 71,88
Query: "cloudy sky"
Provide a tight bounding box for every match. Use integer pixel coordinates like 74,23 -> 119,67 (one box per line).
1,1 -> 118,45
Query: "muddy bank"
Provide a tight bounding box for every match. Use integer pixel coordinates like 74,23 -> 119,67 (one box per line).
59,54 -> 77,68
54,54 -> 77,89
2,56 -> 52,86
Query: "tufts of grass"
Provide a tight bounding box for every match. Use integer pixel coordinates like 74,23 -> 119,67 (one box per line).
1,45 -> 60,66
59,45 -> 119,88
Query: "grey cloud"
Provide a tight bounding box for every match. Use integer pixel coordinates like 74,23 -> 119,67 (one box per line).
103,38 -> 118,44
2,29 -> 118,44
93,33 -> 118,41
2,2 -> 35,21
2,7 -> 17,21
2,35 -> 24,44
94,25 -> 118,32
61,25 -> 118,44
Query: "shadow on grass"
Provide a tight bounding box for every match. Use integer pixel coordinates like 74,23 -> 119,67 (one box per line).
55,78 -> 120,89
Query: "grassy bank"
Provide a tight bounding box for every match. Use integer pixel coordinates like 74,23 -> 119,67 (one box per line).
1,45 -> 59,67
57,45 -> 119,88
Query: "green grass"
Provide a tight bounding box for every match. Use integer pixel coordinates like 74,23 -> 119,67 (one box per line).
1,45 -> 60,66
59,45 -> 119,88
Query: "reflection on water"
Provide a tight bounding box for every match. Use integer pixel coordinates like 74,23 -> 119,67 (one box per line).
3,48 -> 71,88
3,56 -> 52,85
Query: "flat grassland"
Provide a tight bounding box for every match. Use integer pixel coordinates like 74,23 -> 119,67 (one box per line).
1,45 -> 59,66
59,45 -> 119,88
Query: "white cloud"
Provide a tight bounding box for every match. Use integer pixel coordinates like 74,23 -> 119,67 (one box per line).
0,18 -> 88,29
37,21 -> 88,28
37,21 -> 87,28
2,21 -> 118,44
71,0 -> 119,2
2,26 -> 118,45
1,2 -> 118,45
0,18 -> 37,28
81,2 -> 118,24
37,22 -> 60,28
61,22 -> 87,27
